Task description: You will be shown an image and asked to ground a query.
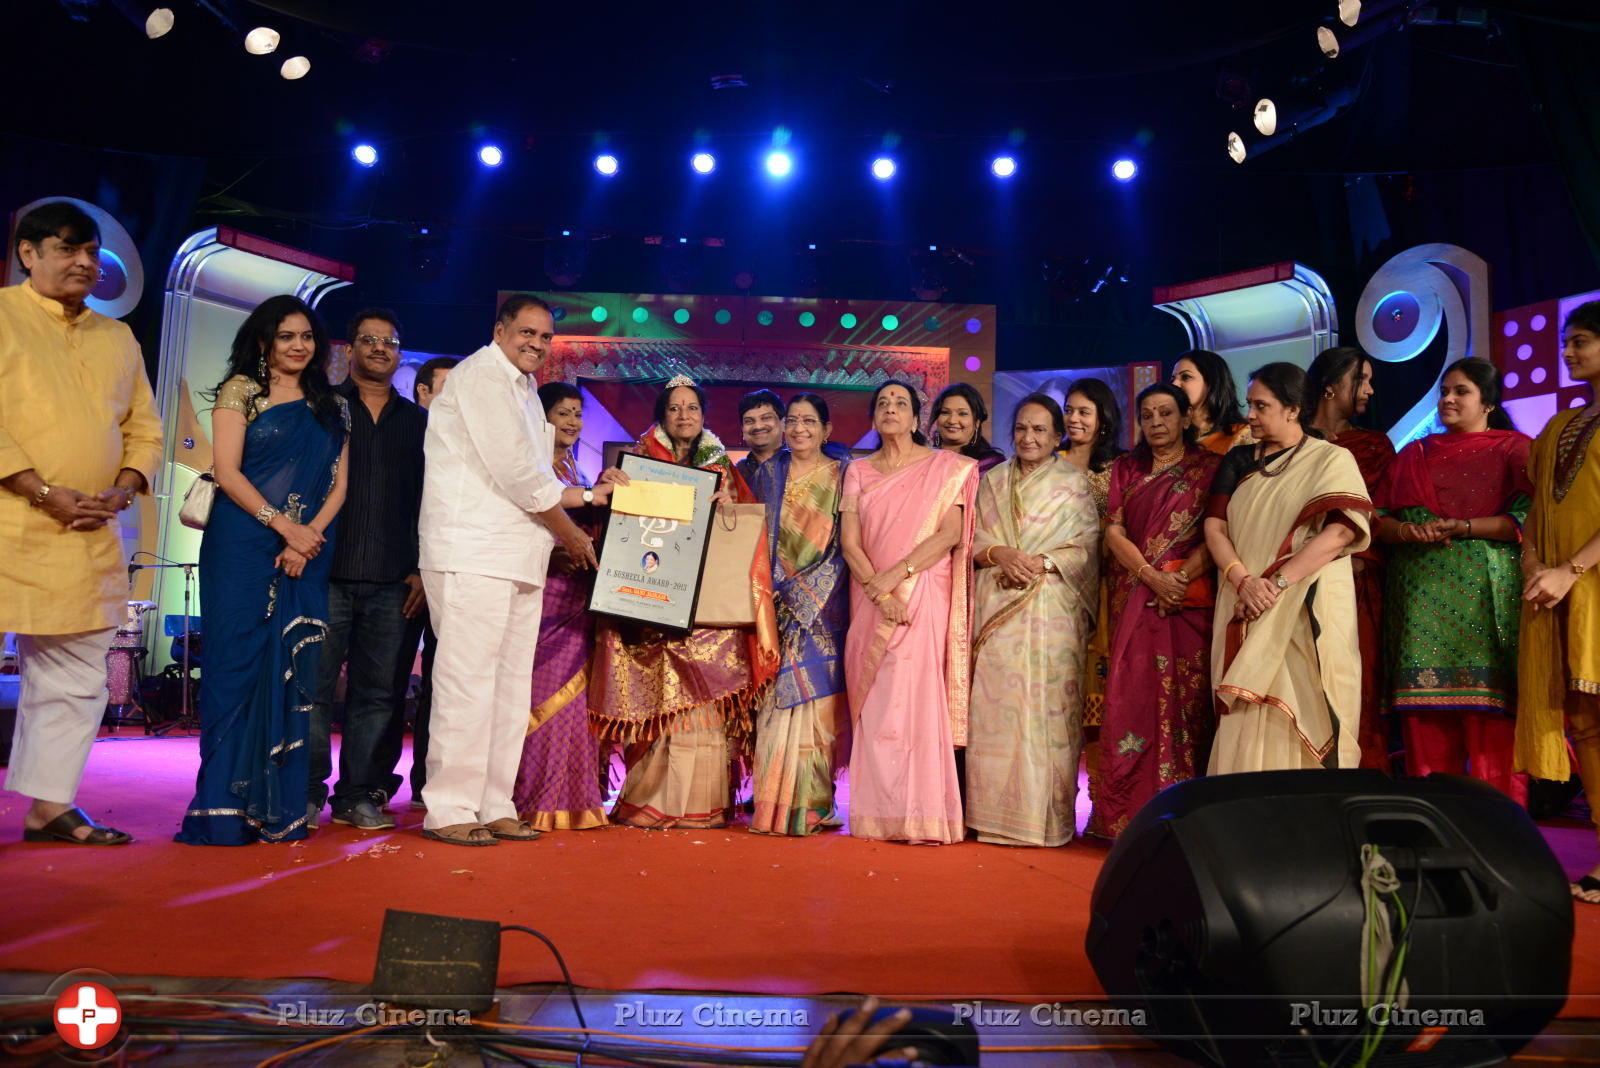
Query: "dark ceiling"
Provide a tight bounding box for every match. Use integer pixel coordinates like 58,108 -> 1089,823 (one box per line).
3,0 -> 1590,366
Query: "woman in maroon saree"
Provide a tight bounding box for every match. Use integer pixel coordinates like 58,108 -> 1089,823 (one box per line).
1089,384 -> 1221,838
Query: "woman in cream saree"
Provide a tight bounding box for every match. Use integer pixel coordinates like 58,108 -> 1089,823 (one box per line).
1204,363 -> 1372,773
968,394 -> 1099,846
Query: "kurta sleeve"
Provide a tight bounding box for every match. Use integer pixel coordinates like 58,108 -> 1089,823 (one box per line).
456,366 -> 564,515
0,420 -> 34,482
117,346 -> 164,490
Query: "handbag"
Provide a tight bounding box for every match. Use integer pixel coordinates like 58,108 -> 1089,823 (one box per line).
178,468 -> 216,531
691,502 -> 766,626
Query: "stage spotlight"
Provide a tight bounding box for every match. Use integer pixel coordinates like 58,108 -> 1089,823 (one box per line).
244,26 -> 280,54
279,56 -> 310,79
352,144 -> 378,167
991,155 -> 1017,178
1227,131 -> 1247,164
871,157 -> 897,181
1111,158 -> 1138,182
594,154 -> 619,176
1252,98 -> 1278,136
1318,25 -> 1341,57
765,150 -> 794,178
691,151 -> 716,174
478,145 -> 504,167
1338,0 -> 1361,25
145,8 -> 174,38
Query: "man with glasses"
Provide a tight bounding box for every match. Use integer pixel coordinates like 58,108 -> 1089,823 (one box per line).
308,309 -> 428,830
736,388 -> 784,485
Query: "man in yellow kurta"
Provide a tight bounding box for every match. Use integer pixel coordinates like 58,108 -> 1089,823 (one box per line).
0,202 -> 163,845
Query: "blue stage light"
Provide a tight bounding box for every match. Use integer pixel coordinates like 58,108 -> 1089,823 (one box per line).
765,150 -> 794,178
990,155 -> 1017,178
1112,158 -> 1138,182
352,144 -> 378,167
594,154 -> 619,176
478,144 -> 503,167
871,157 -> 897,181
691,152 -> 716,174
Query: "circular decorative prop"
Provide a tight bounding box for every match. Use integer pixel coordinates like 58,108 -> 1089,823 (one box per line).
1355,243 -> 1490,446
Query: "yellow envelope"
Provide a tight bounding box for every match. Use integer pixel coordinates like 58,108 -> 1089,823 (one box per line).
610,480 -> 696,522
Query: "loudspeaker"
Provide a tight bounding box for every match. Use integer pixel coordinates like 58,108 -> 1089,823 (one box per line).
371,909 -> 501,1013
1086,771 -> 1573,1067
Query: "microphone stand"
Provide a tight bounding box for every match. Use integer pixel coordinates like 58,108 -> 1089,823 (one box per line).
128,561 -> 200,734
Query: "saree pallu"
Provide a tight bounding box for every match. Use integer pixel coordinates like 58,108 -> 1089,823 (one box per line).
749,452 -> 851,834
967,456 -> 1099,847
1209,437 -> 1372,773
1333,428 -> 1397,769
843,449 -> 977,843
589,426 -> 777,828
1090,447 -> 1220,839
1516,405 -> 1600,781
177,399 -> 346,845
514,467 -> 607,830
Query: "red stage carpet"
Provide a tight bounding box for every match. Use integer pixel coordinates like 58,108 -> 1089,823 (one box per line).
1,735 -> 1596,1015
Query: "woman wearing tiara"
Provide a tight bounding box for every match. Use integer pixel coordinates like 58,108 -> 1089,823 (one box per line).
589,374 -> 778,828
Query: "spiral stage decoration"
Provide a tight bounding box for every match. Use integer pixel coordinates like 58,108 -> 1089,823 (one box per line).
1355,242 -> 1490,447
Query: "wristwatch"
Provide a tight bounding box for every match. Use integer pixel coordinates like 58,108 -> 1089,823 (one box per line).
904,561 -> 915,577
1041,557 -> 1057,573
1274,574 -> 1290,590
581,489 -> 595,505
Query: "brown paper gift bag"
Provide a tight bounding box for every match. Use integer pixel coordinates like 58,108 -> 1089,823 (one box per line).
692,502 -> 766,626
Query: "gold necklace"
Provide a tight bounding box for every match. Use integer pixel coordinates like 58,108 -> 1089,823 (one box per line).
1152,446 -> 1185,471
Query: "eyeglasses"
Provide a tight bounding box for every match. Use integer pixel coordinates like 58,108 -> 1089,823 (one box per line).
355,334 -> 401,348
783,416 -> 822,428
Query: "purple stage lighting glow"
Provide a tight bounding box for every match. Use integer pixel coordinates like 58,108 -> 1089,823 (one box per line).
991,156 -> 1017,178
871,157 -> 897,181
765,150 -> 794,178
1111,158 -> 1138,182
478,145 -> 503,167
594,154 -> 619,176
352,144 -> 378,167
691,152 -> 716,174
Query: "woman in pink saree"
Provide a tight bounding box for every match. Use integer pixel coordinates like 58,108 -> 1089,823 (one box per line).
1090,384 -> 1221,838
840,380 -> 977,844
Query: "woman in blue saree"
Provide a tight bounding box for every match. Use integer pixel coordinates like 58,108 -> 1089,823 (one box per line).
748,393 -> 853,834
177,295 -> 349,846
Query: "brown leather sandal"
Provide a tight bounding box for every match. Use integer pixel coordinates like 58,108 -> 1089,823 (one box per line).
421,823 -> 498,847
484,817 -> 542,842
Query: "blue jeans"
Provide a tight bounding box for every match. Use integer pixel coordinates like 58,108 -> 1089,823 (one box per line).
309,579 -> 409,810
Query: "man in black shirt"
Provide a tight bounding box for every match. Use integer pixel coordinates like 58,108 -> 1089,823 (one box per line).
383,354 -> 459,811
308,309 -> 429,830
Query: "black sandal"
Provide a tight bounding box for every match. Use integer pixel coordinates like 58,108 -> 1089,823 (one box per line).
1572,875 -> 1600,906
22,807 -> 133,846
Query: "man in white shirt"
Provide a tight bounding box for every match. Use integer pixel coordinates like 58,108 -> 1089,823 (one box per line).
417,293 -> 598,845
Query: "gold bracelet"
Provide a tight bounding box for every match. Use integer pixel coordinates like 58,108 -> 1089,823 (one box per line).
29,483 -> 51,507
1572,559 -> 1589,576
1223,560 -> 1244,580
1136,563 -> 1154,580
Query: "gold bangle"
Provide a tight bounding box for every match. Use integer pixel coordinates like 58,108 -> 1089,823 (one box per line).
29,483 -> 51,507
1223,560 -> 1244,580
1137,563 -> 1154,579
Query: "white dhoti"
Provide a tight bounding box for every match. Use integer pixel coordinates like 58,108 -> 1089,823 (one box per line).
5,628 -> 117,804
420,570 -> 543,830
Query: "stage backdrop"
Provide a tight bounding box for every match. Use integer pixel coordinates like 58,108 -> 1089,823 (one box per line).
497,292 -> 997,480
